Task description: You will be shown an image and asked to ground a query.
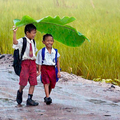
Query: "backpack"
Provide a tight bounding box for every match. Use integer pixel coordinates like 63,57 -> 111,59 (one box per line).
13,37 -> 35,76
41,47 -> 59,82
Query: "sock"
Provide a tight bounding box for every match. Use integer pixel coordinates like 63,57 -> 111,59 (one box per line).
28,94 -> 33,99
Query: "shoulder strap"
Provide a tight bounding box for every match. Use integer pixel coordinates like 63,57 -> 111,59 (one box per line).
54,48 -> 58,66
21,37 -> 27,59
41,47 -> 58,65
33,39 -> 35,46
42,47 -> 45,64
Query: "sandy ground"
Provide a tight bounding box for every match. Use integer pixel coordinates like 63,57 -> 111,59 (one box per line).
0,54 -> 120,120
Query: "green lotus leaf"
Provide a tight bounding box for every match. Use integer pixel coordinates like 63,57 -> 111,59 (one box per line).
36,16 -> 76,25
14,15 -> 37,27
34,22 -> 89,47
13,19 -> 21,25
13,15 -> 90,47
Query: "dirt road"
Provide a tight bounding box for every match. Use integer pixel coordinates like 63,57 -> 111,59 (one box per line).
0,54 -> 120,120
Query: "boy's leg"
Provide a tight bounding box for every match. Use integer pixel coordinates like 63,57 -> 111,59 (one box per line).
26,85 -> 39,106
44,84 -> 50,98
28,85 -> 35,94
49,86 -> 52,95
44,84 -> 52,105
16,85 -> 25,105
19,85 -> 25,92
26,60 -> 38,106
16,60 -> 29,105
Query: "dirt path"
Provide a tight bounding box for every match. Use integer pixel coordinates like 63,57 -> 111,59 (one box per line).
0,54 -> 120,120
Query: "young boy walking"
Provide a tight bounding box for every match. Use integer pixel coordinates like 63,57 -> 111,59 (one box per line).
36,34 -> 61,105
13,24 -> 39,106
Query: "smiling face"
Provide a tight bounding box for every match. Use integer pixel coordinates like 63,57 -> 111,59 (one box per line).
24,24 -> 36,40
43,36 -> 54,49
26,29 -> 36,40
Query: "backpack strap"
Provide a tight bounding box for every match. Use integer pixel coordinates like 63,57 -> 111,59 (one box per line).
33,39 -> 35,46
42,47 -> 45,64
41,47 -> 58,65
21,38 -> 35,60
21,37 -> 27,59
54,49 -> 58,66
54,48 -> 59,82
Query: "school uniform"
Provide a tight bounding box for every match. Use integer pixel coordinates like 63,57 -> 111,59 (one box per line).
36,47 -> 60,88
13,36 -> 37,86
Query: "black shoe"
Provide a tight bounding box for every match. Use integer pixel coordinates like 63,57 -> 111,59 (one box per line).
44,97 -> 47,102
44,97 -> 52,105
16,90 -> 23,105
26,99 -> 39,106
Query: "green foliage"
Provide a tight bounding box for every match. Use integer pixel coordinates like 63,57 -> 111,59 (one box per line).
13,15 -> 89,47
93,78 -> 120,86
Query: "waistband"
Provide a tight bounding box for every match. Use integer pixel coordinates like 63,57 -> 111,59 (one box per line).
23,59 -> 35,61
42,65 -> 55,67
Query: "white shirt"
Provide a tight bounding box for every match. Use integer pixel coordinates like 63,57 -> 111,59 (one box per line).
36,47 -> 60,66
13,36 -> 37,60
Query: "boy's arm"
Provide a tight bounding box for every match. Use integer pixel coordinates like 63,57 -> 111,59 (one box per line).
57,58 -> 61,78
37,65 -> 41,76
13,26 -> 18,45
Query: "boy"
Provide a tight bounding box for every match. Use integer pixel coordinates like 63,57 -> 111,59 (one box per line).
36,34 -> 61,105
13,24 -> 39,106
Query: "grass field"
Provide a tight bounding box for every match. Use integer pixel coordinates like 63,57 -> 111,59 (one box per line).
0,0 -> 120,84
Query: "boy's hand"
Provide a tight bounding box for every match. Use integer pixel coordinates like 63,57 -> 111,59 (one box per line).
37,72 -> 40,76
13,26 -> 18,33
13,26 -> 18,45
57,72 -> 61,78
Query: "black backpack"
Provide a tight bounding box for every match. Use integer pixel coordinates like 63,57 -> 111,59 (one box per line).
13,37 -> 35,76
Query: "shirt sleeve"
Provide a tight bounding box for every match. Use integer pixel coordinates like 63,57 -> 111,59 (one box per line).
12,38 -> 23,49
36,49 -> 42,65
57,52 -> 60,58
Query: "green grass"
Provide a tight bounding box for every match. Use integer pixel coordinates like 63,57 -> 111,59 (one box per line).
0,0 -> 120,83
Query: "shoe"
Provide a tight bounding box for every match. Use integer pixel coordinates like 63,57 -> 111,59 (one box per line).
16,90 -> 23,105
26,99 -> 39,106
44,97 -> 46,102
44,97 -> 52,105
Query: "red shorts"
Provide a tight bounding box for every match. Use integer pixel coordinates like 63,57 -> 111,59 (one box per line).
19,60 -> 37,86
41,65 -> 56,88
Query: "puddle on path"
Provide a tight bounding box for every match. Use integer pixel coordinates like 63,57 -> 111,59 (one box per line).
87,99 -> 106,104
0,98 -> 15,107
87,99 -> 119,107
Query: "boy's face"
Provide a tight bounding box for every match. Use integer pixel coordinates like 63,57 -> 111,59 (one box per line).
43,36 -> 54,49
26,29 -> 36,40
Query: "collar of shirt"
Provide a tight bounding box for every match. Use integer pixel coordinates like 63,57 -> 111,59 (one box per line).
25,36 -> 33,44
45,47 -> 55,54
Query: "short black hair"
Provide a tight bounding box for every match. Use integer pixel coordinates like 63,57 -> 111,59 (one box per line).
24,24 -> 36,34
43,34 -> 53,41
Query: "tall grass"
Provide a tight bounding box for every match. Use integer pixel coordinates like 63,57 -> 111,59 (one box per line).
0,0 -> 120,81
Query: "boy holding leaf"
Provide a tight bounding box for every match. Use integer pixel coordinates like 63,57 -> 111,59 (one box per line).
13,24 -> 39,106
